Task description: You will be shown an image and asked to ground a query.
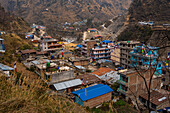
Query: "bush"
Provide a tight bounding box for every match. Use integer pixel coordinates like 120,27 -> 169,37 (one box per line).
115,100 -> 126,106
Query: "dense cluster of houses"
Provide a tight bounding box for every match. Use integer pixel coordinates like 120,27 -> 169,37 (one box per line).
0,26 -> 169,112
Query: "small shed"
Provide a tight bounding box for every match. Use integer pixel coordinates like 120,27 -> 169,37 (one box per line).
72,84 -> 113,108
0,63 -> 14,77
51,79 -> 82,93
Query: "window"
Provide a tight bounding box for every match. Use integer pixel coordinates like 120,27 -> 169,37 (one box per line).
162,70 -> 166,74
151,103 -> 157,109
162,78 -> 165,81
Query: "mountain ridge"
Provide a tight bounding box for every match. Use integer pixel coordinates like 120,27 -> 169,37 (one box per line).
0,0 -> 132,26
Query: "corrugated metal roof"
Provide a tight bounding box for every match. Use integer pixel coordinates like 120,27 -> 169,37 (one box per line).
32,59 -> 50,65
72,84 -> 113,101
53,79 -> 82,90
0,63 -> 14,71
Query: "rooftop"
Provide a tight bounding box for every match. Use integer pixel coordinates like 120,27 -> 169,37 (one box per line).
69,57 -> 89,62
76,74 -> 101,85
0,38 -> 4,40
0,63 -> 14,71
20,49 -> 37,54
91,67 -> 115,76
72,84 -> 113,101
119,41 -> 140,44
140,90 -> 169,106
53,79 -> 82,91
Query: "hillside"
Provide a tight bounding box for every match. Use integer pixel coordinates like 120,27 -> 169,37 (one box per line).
118,0 -> 170,42
0,0 -> 132,26
129,0 -> 170,22
0,5 -> 30,34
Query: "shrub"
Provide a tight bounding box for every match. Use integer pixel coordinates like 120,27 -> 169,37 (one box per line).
115,100 -> 126,106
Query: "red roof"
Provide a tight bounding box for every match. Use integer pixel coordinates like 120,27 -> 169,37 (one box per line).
91,67 -> 115,76
43,36 -> 52,39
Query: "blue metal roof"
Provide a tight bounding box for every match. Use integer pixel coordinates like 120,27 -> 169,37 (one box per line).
0,63 -> 14,71
102,40 -> 112,43
72,84 -> 113,101
77,45 -> 83,48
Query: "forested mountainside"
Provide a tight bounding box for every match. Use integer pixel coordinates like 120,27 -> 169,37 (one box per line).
0,0 -> 132,25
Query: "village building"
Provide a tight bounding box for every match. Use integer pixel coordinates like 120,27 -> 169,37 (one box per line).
0,38 -> 5,52
90,41 -> 114,61
117,69 -> 162,100
55,49 -> 73,59
64,43 -> 77,51
72,84 -> 113,108
18,49 -> 37,61
50,79 -> 83,93
161,66 -> 170,91
0,63 -> 14,77
32,59 -> 75,84
91,67 -> 119,84
69,57 -> 89,67
139,90 -> 170,110
76,74 -> 101,87
40,39 -> 63,52
110,44 -> 120,66
129,45 -> 162,75
81,40 -> 97,57
119,41 -> 140,69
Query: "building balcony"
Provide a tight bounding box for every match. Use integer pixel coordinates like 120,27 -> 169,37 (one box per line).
82,50 -> 87,53
117,80 -> 127,86
82,47 -> 87,50
91,51 -> 111,55
130,52 -> 158,59
117,88 -> 127,95
92,48 -> 110,51
92,55 -> 111,59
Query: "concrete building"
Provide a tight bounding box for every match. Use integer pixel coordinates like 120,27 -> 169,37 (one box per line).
72,84 -> 113,108
119,41 -> 140,69
0,38 -> 5,53
40,39 -> 62,52
91,67 -> 120,84
32,59 -> 75,84
76,74 -> 101,87
56,49 -> 73,59
69,57 -> 89,67
139,90 -> 170,110
161,66 -> 170,91
111,44 -> 120,65
81,40 -> 97,57
90,44 -> 112,61
129,45 -> 162,75
117,69 -> 162,99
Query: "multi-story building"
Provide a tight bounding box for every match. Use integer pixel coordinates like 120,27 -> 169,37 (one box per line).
81,40 -> 97,57
90,44 -> 112,61
117,69 -> 161,99
0,38 -> 5,53
119,41 -> 140,69
40,39 -> 62,52
110,44 -> 120,65
129,45 -> 162,75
